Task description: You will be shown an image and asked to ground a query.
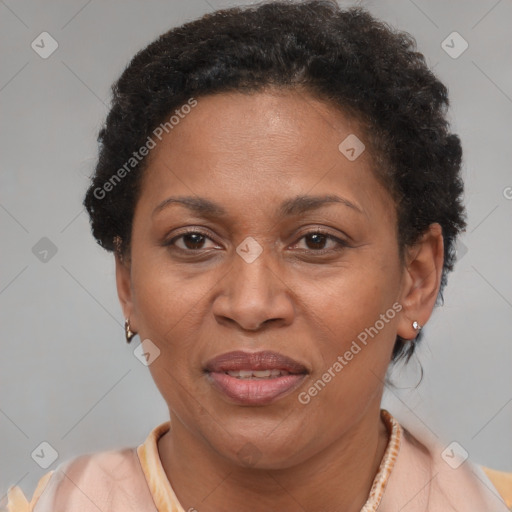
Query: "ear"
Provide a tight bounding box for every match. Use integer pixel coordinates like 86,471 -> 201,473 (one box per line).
115,253 -> 137,332
396,223 -> 444,340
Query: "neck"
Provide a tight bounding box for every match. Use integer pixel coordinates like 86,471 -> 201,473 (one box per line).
158,403 -> 389,512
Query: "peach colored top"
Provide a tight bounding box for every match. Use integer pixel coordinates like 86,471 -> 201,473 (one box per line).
4,409 -> 511,511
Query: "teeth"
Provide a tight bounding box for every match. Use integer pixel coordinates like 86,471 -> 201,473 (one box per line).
226,369 -> 290,379
253,370 -> 271,378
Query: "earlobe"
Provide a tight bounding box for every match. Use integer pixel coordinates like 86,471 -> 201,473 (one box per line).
396,223 -> 444,340
115,253 -> 136,331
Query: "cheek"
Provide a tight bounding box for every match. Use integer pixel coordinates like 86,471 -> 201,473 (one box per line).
305,253 -> 401,339
299,250 -> 401,396
130,245 -> 214,340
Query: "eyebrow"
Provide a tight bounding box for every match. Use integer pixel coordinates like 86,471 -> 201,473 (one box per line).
152,194 -> 364,218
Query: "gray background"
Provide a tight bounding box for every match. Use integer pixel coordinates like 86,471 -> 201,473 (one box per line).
1,0 -> 511,502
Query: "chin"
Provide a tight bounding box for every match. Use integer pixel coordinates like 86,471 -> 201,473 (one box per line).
209,420 -> 312,470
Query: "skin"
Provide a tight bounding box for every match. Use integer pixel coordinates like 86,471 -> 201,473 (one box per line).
115,89 -> 444,512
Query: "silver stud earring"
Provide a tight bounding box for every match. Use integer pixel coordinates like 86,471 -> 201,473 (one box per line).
412,321 -> 422,331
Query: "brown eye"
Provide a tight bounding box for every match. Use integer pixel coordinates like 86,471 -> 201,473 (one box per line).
180,233 -> 207,250
304,233 -> 329,250
166,230 -> 219,252
293,230 -> 347,253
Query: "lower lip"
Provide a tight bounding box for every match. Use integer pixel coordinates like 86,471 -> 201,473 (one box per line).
207,372 -> 306,405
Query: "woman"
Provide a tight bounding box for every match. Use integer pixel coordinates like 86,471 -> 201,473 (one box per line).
5,1 -> 511,510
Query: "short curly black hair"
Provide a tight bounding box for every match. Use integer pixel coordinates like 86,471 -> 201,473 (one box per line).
84,0 -> 466,364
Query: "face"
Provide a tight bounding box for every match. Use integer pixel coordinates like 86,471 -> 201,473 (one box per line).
117,89 -> 440,469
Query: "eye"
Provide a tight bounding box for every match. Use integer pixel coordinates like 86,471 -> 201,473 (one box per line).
164,228 -> 348,255
291,229 -> 348,254
165,229 -> 220,252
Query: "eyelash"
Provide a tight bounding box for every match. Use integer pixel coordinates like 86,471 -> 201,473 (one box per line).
164,227 -> 349,256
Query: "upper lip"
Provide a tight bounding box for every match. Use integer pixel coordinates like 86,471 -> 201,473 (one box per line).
204,350 -> 308,374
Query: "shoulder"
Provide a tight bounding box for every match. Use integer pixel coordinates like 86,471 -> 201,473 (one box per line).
4,471 -> 53,512
481,466 -> 512,509
5,448 -> 157,512
382,424 -> 511,511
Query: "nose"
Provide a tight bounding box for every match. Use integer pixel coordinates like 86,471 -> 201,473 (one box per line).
211,246 -> 295,332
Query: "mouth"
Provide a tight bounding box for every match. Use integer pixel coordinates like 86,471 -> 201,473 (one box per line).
204,350 -> 308,406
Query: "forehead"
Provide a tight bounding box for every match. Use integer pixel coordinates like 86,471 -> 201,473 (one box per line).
137,89 -> 393,223
149,89 -> 364,163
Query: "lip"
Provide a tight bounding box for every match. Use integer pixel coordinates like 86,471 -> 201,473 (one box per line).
204,350 -> 308,406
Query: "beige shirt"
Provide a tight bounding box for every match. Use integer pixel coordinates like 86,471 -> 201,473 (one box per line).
5,409 -> 511,511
